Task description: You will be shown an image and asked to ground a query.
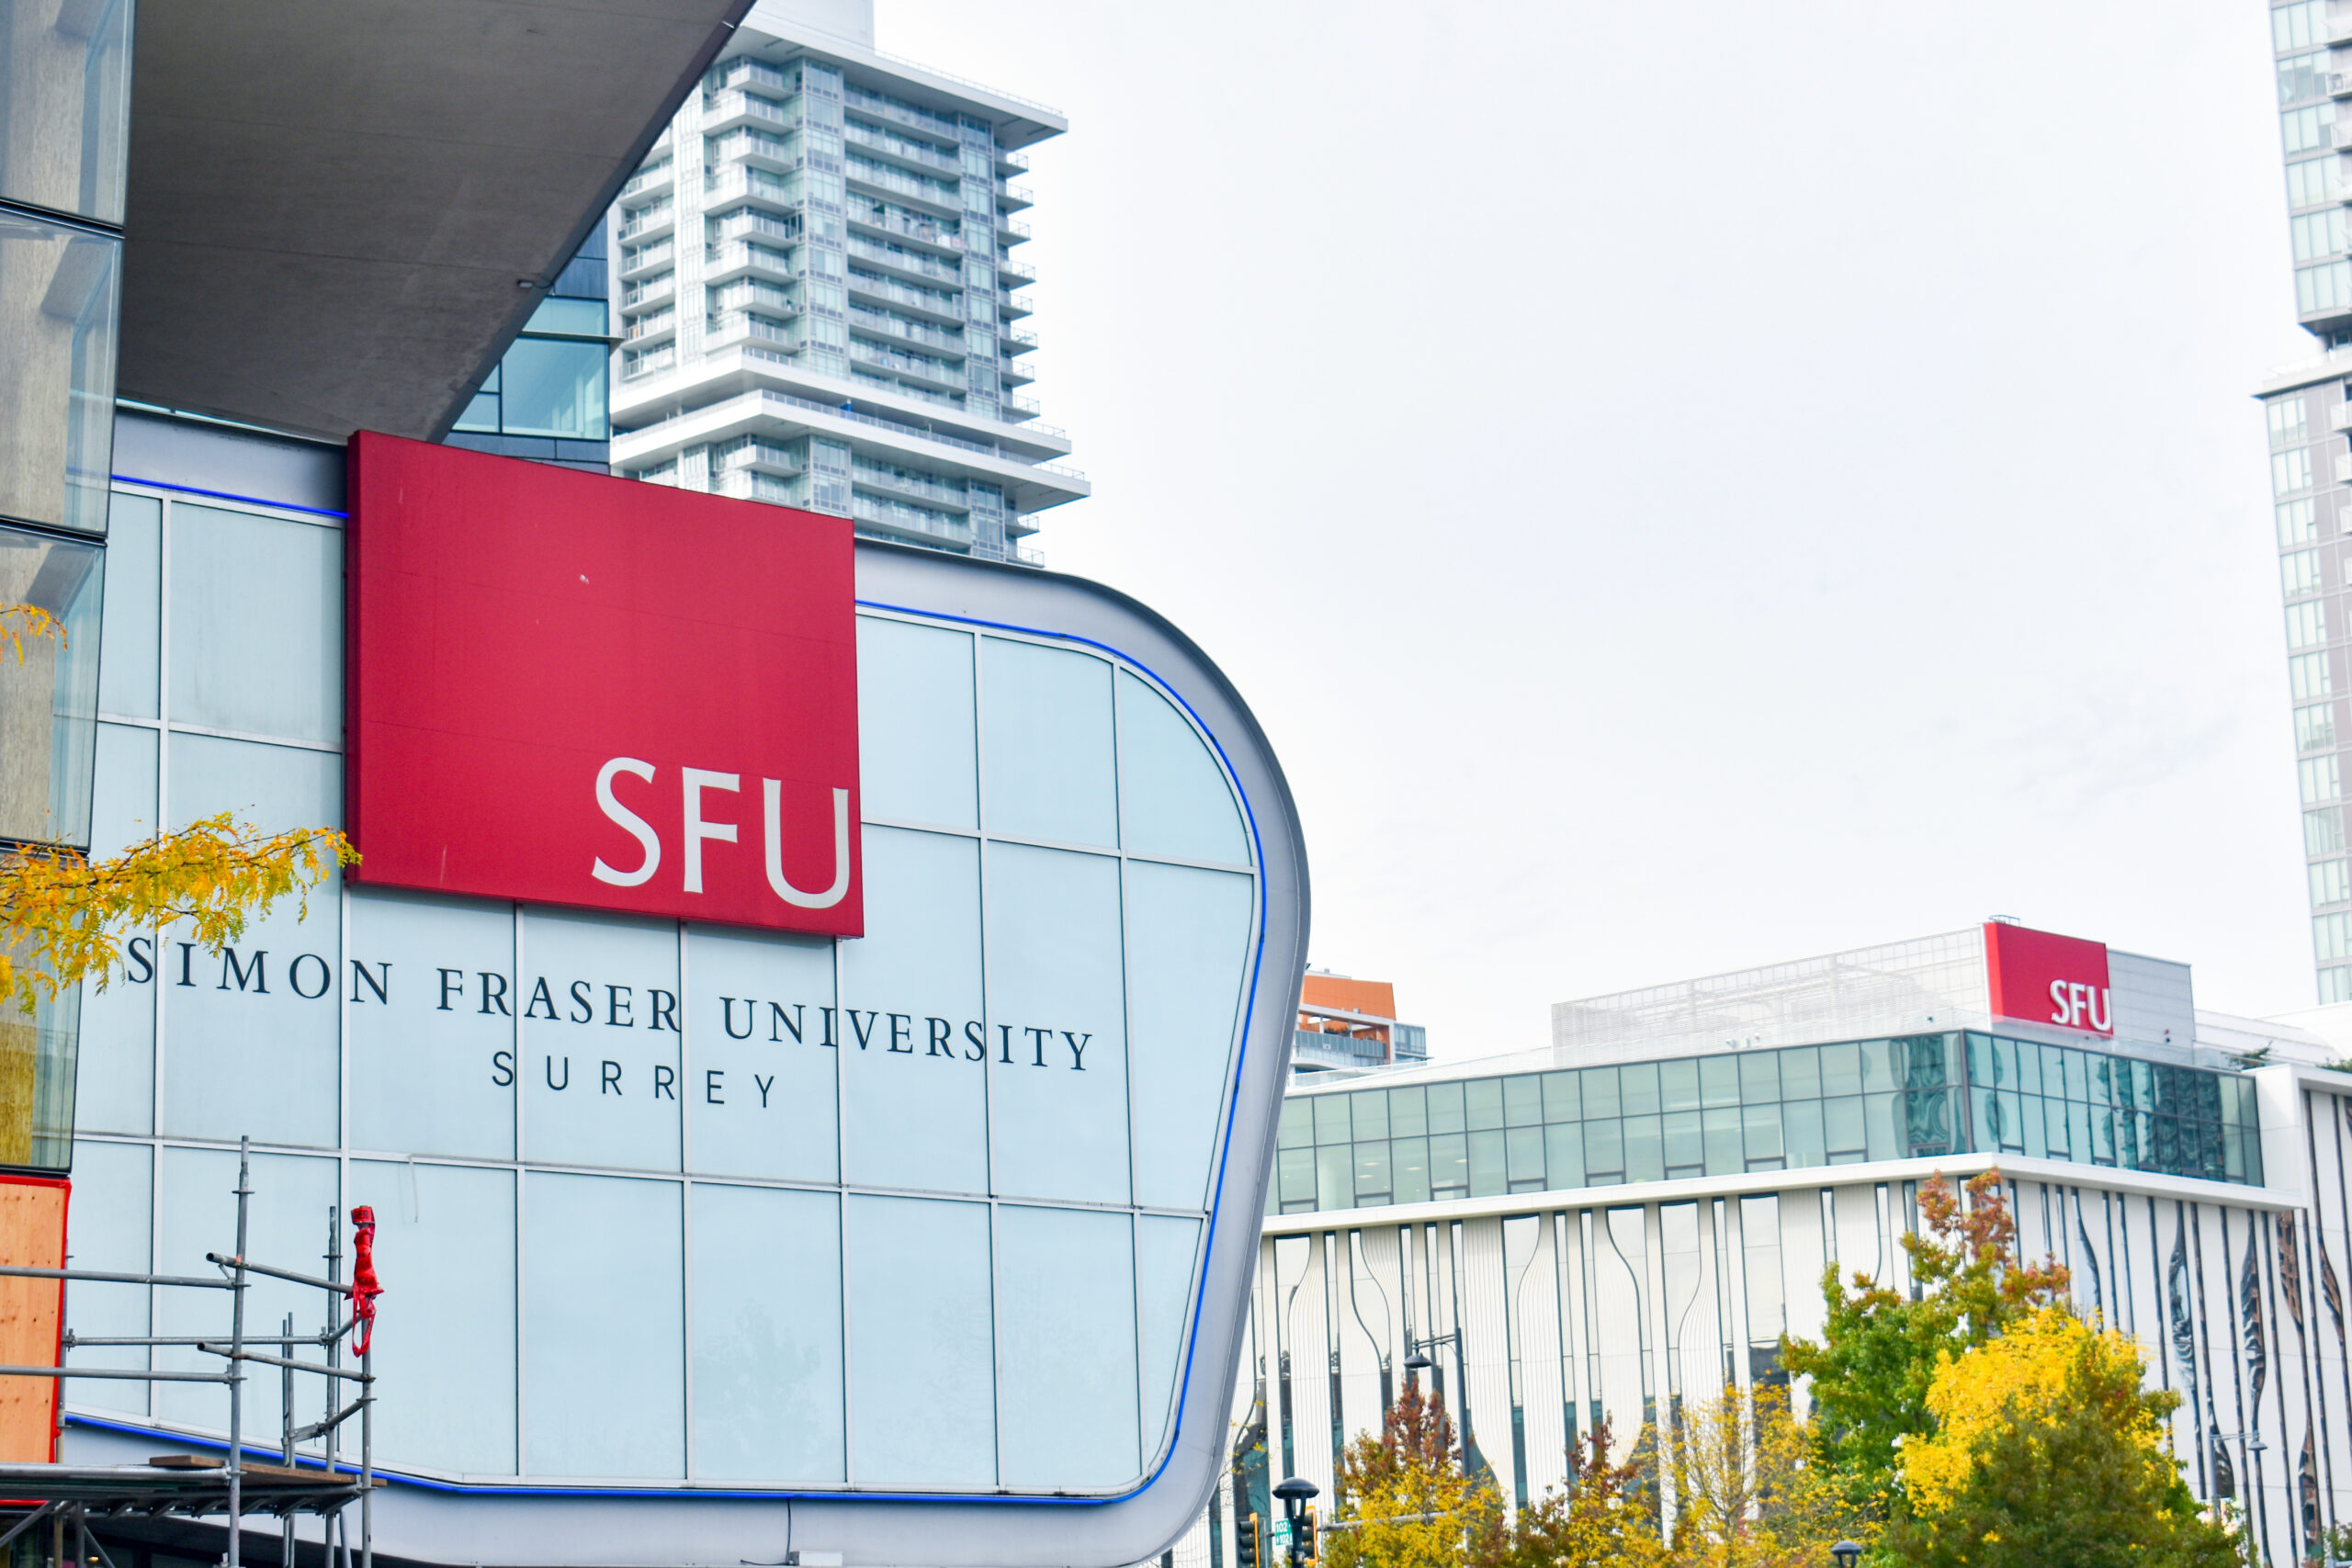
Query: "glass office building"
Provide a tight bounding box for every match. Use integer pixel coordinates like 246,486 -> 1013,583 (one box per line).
605,0 -> 1089,564
449,226 -> 613,473
1170,929 -> 2352,1568
2255,2 -> 2352,1003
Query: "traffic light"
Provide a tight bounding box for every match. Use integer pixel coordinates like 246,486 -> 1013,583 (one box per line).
1298,1503 -> 1318,1563
1237,1511 -> 1261,1568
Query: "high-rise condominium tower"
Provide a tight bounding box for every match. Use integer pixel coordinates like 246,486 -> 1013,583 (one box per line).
2256,1 -> 2352,1001
604,0 -> 1088,564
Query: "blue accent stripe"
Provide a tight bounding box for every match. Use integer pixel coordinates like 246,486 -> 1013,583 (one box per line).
63,599 -> 1282,1513
112,475 -> 347,519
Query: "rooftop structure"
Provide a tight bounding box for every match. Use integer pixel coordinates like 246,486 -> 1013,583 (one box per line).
1293,971 -> 1430,1077
605,0 -> 1089,564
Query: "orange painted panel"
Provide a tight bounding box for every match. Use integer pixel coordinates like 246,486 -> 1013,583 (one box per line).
0,1177 -> 67,1463
1299,975 -> 1396,1021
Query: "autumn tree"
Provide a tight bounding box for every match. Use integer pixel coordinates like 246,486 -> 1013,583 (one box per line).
1485,1419 -> 1662,1568
1780,1170 -> 2069,1519
1663,1383 -> 1851,1568
1883,1306 -> 2239,1568
0,608 -> 355,1010
1327,1378 -> 1502,1568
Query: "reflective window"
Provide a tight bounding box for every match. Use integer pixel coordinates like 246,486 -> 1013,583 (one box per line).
0,523 -> 102,847
498,338 -> 609,439
1276,1031 -> 2265,1216
0,217 -> 116,534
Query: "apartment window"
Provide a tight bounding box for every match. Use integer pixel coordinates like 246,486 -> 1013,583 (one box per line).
2299,208 -> 2352,261
2290,599 -> 2331,649
2285,104 -> 2339,156
2284,497 -> 2323,544
2310,807 -> 2346,856
2278,0 -> 2328,52
2284,50 -> 2332,106
2301,258 -> 2352,315
2304,754 -> 2342,804
2300,702 -> 2338,751
2288,548 -> 2325,598
2314,859 -> 2352,908
2324,965 -> 2352,1005
2279,446 -> 2318,495
2318,911 -> 2352,962
2295,650 -> 2335,699
2289,155 -> 2344,209
2276,396 -> 2313,446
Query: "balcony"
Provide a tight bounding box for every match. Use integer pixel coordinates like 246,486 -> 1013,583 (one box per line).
995,147 -> 1028,177
2331,15 -> 2352,45
853,491 -> 974,547
705,166 -> 801,216
845,268 -> 964,325
619,161 -> 673,203
995,288 -> 1032,320
997,254 -> 1036,287
844,156 -> 963,217
1001,325 -> 1037,354
711,56 -> 792,96
707,310 -> 797,352
997,356 -> 1035,389
842,118 -> 961,175
2334,401 -> 2352,433
710,209 -> 802,247
706,243 -> 800,291
997,181 -> 1034,212
845,235 -> 963,287
846,199 -> 964,254
618,239 -> 673,280
624,308 -> 675,344
703,89 -> 794,136
2337,453 -> 2352,485
996,216 -> 1033,244
616,201 -> 673,244
847,337 -> 964,392
1000,391 -> 1041,422
842,84 -> 960,143
2333,120 -> 2352,153
712,436 -> 803,478
854,463 -> 969,510
621,275 -> 675,311
849,304 -> 966,354
621,344 -> 677,380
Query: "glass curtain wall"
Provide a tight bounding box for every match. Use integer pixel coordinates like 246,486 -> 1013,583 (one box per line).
1272,1033 -> 2265,1217
0,0 -> 134,1175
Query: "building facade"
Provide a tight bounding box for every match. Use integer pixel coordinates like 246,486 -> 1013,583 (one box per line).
447,225 -> 615,474
1294,973 -> 1430,1079
2256,1 -> 2352,1002
1170,925 -> 2352,1568
605,0 -> 1088,564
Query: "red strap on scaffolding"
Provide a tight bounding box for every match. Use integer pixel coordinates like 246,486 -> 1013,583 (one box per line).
349,1205 -> 383,1357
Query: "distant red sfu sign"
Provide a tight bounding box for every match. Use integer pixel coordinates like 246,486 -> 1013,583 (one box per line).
345,434 -> 862,937
1982,921 -> 2111,1036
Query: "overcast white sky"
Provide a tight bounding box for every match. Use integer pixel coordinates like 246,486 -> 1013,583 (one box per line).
885,0 -> 2318,1057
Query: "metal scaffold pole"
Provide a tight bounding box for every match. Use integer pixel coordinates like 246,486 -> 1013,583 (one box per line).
226,1137 -> 251,1568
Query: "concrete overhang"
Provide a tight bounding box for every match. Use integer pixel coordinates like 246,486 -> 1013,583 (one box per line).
117,0 -> 754,444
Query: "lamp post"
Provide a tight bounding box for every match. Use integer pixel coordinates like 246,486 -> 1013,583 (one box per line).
1830,1541 -> 1862,1568
1272,1476 -> 1319,1568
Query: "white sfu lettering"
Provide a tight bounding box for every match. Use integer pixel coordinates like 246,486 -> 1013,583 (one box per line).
591,756 -> 850,909
2046,977 -> 2113,1032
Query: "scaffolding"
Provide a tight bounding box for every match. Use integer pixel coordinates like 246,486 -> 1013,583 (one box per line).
0,1137 -> 380,1568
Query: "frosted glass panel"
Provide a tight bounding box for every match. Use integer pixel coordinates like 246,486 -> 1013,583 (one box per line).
62,1139 -> 150,1416
995,1205 -> 1138,1489
690,1183 -> 843,1481
1116,671 -> 1245,865
97,493 -> 160,719
523,1173 -> 683,1478
168,505 -> 341,744
1135,1213 -> 1201,1463
76,723 -> 157,1134
153,1147 -> 339,1445
350,1161 -> 516,1476
843,1195 -> 993,1486
984,843 -> 1128,1204
837,828 -> 985,1192
1124,861 -> 1253,1210
163,736 -> 340,1146
856,615 -> 976,829
519,909 -> 682,1171
349,890 -> 514,1159
685,926 -> 837,1181
980,637 -> 1115,847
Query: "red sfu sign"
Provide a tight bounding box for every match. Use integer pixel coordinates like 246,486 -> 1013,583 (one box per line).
345,434 -> 863,936
1982,920 -> 2112,1037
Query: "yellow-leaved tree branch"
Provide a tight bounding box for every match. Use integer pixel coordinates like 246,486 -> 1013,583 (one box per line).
0,604 -> 358,1010
0,815 -> 358,1010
